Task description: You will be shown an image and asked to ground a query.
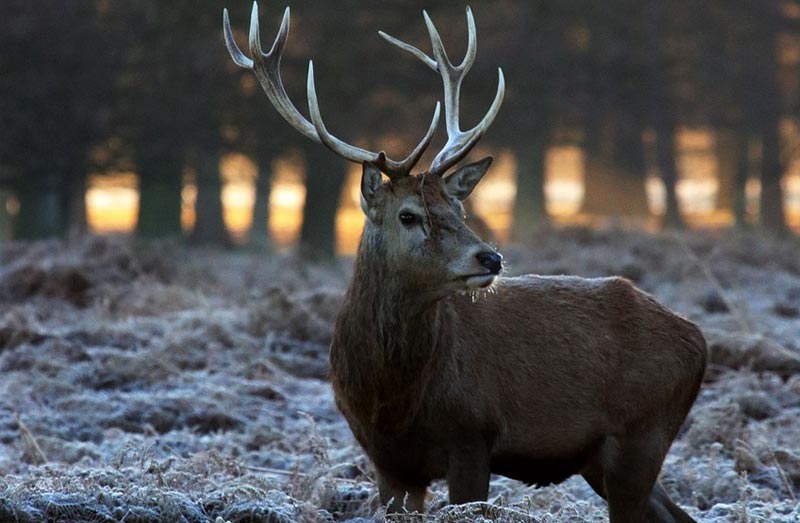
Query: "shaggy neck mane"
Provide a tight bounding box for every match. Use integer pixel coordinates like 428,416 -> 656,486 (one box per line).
330,225 -> 449,433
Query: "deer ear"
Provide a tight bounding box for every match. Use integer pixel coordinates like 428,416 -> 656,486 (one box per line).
444,156 -> 493,201
360,161 -> 384,215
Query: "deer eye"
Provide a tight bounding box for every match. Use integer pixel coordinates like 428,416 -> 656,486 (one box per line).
399,212 -> 419,226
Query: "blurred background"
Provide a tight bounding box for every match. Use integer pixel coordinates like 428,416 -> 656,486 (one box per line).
1,0 -> 799,258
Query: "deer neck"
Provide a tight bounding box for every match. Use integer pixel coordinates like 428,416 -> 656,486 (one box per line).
330,229 -> 450,432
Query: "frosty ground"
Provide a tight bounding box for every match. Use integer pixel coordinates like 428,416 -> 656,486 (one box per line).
1,228 -> 799,522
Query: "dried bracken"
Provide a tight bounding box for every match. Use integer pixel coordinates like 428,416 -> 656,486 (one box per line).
0,230 -> 798,522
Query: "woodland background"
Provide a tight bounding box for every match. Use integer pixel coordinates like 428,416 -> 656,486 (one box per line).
1,0 -> 799,256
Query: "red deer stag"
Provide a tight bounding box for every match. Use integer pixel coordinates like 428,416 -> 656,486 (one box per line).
223,4 -> 707,522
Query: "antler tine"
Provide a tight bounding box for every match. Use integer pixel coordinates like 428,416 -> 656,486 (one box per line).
461,7 -> 478,72
377,31 -> 438,72
223,8 -> 254,68
430,68 -> 505,174
380,7 -> 505,177
223,1 -> 439,178
244,3 -> 318,142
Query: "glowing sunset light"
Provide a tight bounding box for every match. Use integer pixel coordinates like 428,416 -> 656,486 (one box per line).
180,181 -> 196,232
545,146 -> 584,217
269,155 -> 306,247
82,132 -> 800,252
221,182 -> 255,242
337,166 -> 366,254
86,173 -> 138,233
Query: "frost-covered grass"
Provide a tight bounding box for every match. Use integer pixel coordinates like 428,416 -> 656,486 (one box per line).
0,229 -> 799,522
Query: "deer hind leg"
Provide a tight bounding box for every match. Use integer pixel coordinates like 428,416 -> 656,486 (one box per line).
583,466 -> 697,523
647,484 -> 698,523
581,434 -> 695,523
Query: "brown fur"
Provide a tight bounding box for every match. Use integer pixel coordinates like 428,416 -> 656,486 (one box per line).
330,171 -> 706,523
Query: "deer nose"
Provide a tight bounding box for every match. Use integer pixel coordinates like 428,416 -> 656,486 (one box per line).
476,251 -> 503,275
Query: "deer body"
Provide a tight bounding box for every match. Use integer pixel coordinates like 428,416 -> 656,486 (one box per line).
224,4 -> 706,521
329,174 -> 706,523
333,269 -> 706,516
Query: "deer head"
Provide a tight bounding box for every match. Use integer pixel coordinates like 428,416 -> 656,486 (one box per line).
223,2 -> 505,293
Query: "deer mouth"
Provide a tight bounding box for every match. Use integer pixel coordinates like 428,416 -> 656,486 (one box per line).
462,274 -> 497,289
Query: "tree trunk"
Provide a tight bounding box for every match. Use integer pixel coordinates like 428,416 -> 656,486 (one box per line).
14,174 -> 65,239
300,144 -> 346,260
733,133 -> 750,227
612,118 -> 650,216
247,159 -> 273,251
653,124 -> 684,229
136,151 -> 184,239
582,113 -> 650,217
66,171 -> 88,240
644,0 -> 684,229
189,150 -> 232,246
511,139 -> 548,243
715,128 -> 737,212
760,122 -> 787,234
753,2 -> 787,235
0,189 -> 12,242
716,128 -> 750,226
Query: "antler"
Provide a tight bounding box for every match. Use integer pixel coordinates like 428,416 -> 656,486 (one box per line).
379,7 -> 505,176
223,2 -> 441,179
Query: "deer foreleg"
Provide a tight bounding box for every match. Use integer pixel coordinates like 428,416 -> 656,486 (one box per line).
377,470 -> 428,515
446,447 -> 491,505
